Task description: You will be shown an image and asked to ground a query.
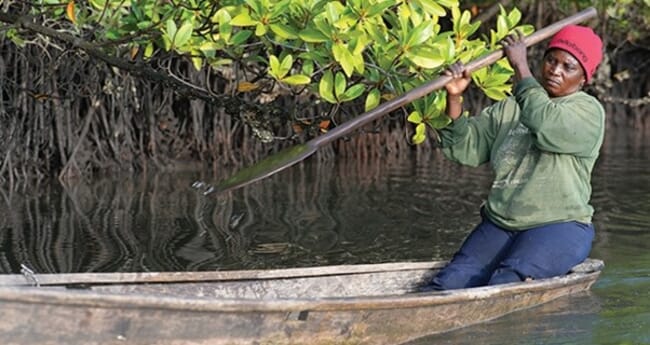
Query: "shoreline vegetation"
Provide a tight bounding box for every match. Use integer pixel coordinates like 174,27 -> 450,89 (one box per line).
0,0 -> 647,185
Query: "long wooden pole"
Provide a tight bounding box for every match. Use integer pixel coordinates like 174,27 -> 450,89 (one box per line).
206,7 -> 598,194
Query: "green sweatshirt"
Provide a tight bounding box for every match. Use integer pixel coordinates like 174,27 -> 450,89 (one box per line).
438,77 -> 605,230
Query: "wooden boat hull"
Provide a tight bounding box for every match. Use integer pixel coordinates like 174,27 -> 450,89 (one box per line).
0,259 -> 603,345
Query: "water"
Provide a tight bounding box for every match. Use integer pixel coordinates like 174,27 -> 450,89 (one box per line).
0,129 -> 648,344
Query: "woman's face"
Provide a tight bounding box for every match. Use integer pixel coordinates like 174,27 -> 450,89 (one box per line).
541,49 -> 586,97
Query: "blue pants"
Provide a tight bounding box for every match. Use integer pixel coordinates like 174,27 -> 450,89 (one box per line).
427,211 -> 595,290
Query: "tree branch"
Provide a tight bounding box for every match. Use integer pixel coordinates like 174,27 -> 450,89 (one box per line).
0,11 -> 223,105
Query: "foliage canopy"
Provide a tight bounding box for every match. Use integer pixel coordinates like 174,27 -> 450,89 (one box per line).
6,0 -> 535,144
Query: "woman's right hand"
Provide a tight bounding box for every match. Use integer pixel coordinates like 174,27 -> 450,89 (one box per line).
444,62 -> 471,120
444,61 -> 472,96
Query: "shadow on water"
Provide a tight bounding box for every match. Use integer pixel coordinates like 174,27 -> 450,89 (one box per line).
0,128 -> 648,344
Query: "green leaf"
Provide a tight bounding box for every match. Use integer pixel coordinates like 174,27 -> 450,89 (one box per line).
471,66 -> 489,84
407,111 -> 423,123
174,22 -> 193,48
136,21 -> 152,30
332,43 -> 355,77
314,18 -> 334,38
281,74 -> 311,85
209,58 -> 233,67
352,53 -> 365,74
166,19 -> 177,40
406,46 -> 445,69
325,1 -> 343,23
417,0 -> 446,17
319,70 -> 337,104
280,54 -> 293,76
462,21 -> 481,38
405,21 -> 433,48
483,86 -> 509,100
483,72 -> 512,88
216,11 -> 232,42
334,72 -> 346,99
363,21 -> 387,45
231,30 -> 253,45
339,84 -> 365,102
231,12 -> 258,26
299,28 -> 329,43
244,0 -> 263,16
365,88 -> 381,111
367,1 -> 394,17
268,55 -> 287,79
412,123 -> 427,144
460,9 -> 471,27
192,55 -> 203,71
508,8 -> 521,27
428,114 -> 452,128
302,60 -> 314,76
105,28 -> 121,41
270,0 -> 292,18
515,24 -> 535,36
451,6 -> 461,32
442,36 -> 455,61
255,23 -> 267,36
199,41 -> 220,58
437,0 -> 458,7
270,23 -> 298,39
497,15 -> 508,39
496,57 -> 514,72
144,42 -> 154,58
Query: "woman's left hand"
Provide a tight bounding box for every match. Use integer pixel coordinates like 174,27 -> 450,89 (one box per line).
501,30 -> 532,81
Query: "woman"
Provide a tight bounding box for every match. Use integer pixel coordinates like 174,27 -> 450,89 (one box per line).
422,25 -> 605,290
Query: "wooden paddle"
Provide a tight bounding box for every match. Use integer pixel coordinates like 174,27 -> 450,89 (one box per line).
200,7 -> 598,195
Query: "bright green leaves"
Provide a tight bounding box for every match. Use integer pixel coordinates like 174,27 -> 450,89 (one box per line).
268,54 -> 311,86
413,0 -> 447,17
406,46 -> 446,69
332,43 -> 364,77
365,88 -> 381,111
231,0 -> 294,37
411,117 -> 428,144
490,6 -> 535,47
406,21 -> 435,48
162,18 -> 201,68
163,19 -> 193,49
472,58 -> 514,100
35,0 -> 533,144
299,28 -> 329,43
270,23 -> 298,39
268,55 -> 292,80
406,91 -> 451,144
319,70 -> 365,104
452,6 -> 481,44
319,70 -> 336,104
231,11 -> 258,26
403,21 -> 446,69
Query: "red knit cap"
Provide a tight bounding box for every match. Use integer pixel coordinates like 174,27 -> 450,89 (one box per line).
547,25 -> 603,83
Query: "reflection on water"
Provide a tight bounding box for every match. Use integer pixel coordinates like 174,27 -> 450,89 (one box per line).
0,129 -> 648,344
0,153 -> 493,273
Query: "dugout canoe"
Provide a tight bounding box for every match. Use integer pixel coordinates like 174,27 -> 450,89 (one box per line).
0,258 -> 603,345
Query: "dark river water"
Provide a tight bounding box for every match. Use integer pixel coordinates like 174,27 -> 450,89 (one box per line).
0,128 -> 648,344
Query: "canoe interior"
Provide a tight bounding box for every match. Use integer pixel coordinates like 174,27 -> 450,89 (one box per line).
0,259 -> 604,345
0,259 -> 604,300
93,266 -> 436,299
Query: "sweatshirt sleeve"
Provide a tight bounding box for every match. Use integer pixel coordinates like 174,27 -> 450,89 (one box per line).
514,77 -> 605,157
437,103 -> 499,167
